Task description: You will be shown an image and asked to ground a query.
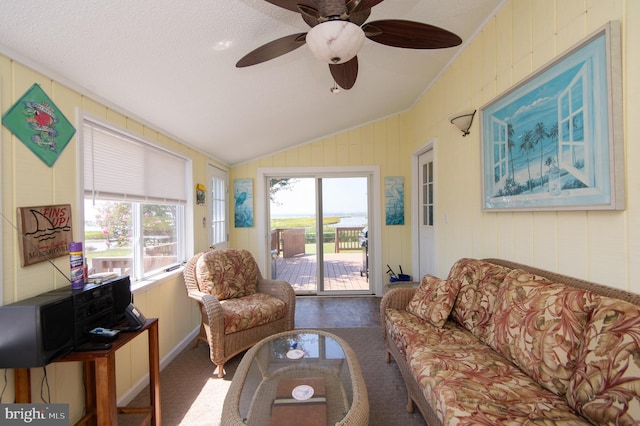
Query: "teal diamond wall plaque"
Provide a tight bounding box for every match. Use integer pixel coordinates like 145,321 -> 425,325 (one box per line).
2,83 -> 76,167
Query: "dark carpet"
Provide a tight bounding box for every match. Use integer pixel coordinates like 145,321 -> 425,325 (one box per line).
119,327 -> 426,425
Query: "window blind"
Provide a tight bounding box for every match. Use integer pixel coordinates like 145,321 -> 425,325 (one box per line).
83,120 -> 187,204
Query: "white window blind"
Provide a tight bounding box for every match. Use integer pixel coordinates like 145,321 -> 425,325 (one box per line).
83,121 -> 187,204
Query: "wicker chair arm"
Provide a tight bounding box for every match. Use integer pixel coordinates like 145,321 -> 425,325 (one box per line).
257,278 -> 294,301
257,278 -> 296,330
193,292 -> 224,365
186,289 -> 207,303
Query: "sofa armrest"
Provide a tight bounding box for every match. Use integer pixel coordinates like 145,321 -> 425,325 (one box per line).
381,287 -> 417,311
257,278 -> 296,330
380,288 -> 417,339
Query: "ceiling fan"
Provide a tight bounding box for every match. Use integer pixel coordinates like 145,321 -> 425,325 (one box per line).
236,0 -> 463,90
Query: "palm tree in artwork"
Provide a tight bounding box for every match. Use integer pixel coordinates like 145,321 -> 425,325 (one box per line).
507,123 -> 515,179
533,122 -> 548,187
548,123 -> 559,165
519,129 -> 536,192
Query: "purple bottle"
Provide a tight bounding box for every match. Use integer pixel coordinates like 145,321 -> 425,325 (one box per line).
69,241 -> 85,289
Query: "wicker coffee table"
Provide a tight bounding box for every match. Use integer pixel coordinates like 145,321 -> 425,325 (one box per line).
221,329 -> 369,426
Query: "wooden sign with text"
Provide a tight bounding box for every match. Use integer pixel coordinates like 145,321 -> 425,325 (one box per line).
17,204 -> 73,266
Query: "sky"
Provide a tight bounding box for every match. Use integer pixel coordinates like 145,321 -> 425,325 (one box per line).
270,177 -> 368,217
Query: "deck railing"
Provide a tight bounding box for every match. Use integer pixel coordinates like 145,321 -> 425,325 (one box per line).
334,227 -> 365,253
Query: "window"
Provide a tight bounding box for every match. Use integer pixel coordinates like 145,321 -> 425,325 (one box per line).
209,165 -> 228,247
422,161 -> 434,226
82,118 -> 191,281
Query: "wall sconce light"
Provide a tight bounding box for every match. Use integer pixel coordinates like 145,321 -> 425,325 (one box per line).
449,110 -> 477,137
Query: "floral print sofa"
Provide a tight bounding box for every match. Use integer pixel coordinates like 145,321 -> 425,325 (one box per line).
381,258 -> 640,425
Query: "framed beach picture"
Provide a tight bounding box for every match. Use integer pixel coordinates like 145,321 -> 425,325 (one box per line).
480,21 -> 624,211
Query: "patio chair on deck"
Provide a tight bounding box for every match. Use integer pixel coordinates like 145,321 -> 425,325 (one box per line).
183,248 -> 295,377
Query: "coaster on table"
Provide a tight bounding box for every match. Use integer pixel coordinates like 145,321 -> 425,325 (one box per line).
286,349 -> 304,359
291,384 -> 314,401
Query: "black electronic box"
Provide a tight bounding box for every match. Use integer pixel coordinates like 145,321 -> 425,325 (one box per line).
0,275 -> 131,368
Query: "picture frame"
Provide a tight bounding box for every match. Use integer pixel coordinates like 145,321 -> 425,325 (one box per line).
234,178 -> 254,228
2,83 -> 76,167
480,21 -> 624,211
17,204 -> 73,266
384,176 -> 404,225
196,183 -> 206,205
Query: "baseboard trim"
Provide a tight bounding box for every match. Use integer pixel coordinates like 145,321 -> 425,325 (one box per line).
117,326 -> 200,407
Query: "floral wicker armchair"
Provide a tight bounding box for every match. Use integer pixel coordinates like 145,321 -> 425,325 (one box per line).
183,248 -> 295,377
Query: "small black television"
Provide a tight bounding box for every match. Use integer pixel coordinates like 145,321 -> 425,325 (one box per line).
0,292 -> 75,368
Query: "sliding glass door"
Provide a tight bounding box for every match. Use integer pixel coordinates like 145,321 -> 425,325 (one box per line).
268,175 -> 370,294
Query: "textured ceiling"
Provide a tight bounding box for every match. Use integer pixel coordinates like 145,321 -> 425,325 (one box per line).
0,0 -> 502,165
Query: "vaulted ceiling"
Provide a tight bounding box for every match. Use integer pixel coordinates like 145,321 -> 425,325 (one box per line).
0,0 -> 503,165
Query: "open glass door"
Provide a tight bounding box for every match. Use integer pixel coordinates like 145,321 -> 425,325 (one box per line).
269,175 -> 370,294
269,177 -> 318,293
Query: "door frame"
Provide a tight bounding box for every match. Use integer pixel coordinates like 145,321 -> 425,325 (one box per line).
256,166 -> 383,296
411,139 -> 437,280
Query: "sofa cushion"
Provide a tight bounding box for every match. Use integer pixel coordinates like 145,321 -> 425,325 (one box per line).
220,293 -> 286,334
195,249 -> 259,300
485,269 -> 598,396
407,327 -> 590,425
385,308 -> 476,359
567,297 -> 640,425
449,258 -> 512,341
406,275 -> 461,327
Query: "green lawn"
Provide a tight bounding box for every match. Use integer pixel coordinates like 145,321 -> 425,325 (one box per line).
85,247 -> 132,263
270,217 -> 342,228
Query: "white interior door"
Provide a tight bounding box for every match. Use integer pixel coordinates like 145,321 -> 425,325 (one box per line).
208,164 -> 229,250
418,149 -> 435,279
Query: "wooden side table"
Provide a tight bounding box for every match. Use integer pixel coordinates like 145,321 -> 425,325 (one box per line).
14,318 -> 161,426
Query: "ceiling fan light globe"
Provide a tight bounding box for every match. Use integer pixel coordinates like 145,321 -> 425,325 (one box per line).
306,21 -> 365,64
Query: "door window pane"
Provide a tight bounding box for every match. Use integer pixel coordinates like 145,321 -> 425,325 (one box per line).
422,162 -> 434,226
211,175 -> 226,245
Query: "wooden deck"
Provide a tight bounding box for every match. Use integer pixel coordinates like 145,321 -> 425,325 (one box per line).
273,252 -> 370,292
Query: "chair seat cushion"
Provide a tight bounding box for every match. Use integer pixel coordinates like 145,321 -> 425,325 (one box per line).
221,293 -> 286,334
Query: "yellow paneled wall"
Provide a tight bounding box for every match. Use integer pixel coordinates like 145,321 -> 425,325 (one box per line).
1,0 -> 639,421
230,114 -> 415,278
424,0 -> 637,290
0,57 -> 217,421
231,0 -> 639,293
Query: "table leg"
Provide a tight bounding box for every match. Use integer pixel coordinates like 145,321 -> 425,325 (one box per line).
82,361 -> 97,426
93,353 -> 118,425
148,320 -> 161,425
14,369 -> 31,403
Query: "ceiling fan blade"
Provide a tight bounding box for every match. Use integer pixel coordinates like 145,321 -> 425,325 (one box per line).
298,4 -> 321,27
236,33 -> 307,67
363,20 -> 462,49
329,57 -> 358,90
347,0 -> 385,13
263,0 -> 316,13
348,8 -> 371,26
